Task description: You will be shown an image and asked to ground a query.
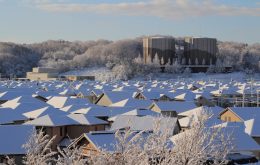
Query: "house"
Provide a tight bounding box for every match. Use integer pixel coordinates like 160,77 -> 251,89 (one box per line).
219,107 -> 260,122
172,90 -> 196,102
88,89 -> 103,103
69,131 -> 117,156
109,98 -> 153,109
108,109 -> 159,122
213,122 -> 260,159
110,115 -> 181,136
134,91 -> 172,101
149,101 -> 197,117
245,118 -> 260,145
24,114 -> 109,150
171,122 -> 260,159
46,96 -> 90,108
69,130 -> 172,157
195,91 -> 215,107
178,106 -> 223,130
0,125 -> 34,165
71,105 -> 134,122
95,91 -> 134,107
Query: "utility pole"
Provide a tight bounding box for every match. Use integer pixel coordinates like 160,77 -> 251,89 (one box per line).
257,90 -> 259,107
242,92 -> 245,107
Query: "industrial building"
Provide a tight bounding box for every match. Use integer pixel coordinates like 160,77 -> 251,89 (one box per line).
143,36 -> 218,72
183,37 -> 217,66
143,37 -> 176,65
26,67 -> 58,81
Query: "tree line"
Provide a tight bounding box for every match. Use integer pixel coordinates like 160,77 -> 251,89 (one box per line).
0,38 -> 259,80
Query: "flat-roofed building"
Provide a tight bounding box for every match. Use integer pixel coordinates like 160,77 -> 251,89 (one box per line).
26,67 -> 58,81
143,37 -> 176,65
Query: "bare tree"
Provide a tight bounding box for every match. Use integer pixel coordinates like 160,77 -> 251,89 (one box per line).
22,129 -> 57,165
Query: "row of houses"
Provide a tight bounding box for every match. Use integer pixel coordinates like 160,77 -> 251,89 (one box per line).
0,78 -> 259,164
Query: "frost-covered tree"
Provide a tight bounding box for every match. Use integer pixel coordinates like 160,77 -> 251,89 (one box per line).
188,58 -> 192,65
215,58 -> 225,73
57,145 -> 87,165
5,156 -> 16,165
153,53 -> 160,66
133,54 -> 143,64
88,128 -> 145,165
166,60 -> 181,74
195,58 -> 199,65
22,129 -> 57,165
183,67 -> 192,77
170,110 -> 232,165
206,65 -> 215,74
88,111 -> 232,165
202,58 -> 206,65
161,56 -> 165,65
181,58 -> 186,65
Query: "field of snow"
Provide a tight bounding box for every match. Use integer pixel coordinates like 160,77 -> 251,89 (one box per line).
60,67 -> 260,82
133,72 -> 260,82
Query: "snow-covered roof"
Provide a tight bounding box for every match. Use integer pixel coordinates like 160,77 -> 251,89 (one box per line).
150,101 -> 197,113
212,122 -> 260,152
0,108 -> 27,124
245,118 -> 260,137
47,96 -> 89,108
101,91 -> 135,103
0,125 -> 34,155
111,116 -> 178,135
22,106 -> 67,119
79,130 -> 159,153
109,98 -> 152,109
108,109 -> 160,122
24,114 -> 108,126
223,107 -> 260,121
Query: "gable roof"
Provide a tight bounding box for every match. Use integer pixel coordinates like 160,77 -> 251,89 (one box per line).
245,118 -> 260,137
24,114 -> 108,126
220,107 -> 260,121
213,122 -> 260,152
111,116 -> 179,135
150,101 -> 197,113
109,98 -> 153,109
47,96 -> 89,108
108,109 -> 160,122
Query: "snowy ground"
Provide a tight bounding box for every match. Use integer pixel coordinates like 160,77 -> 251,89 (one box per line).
61,67 -> 260,82
133,72 -> 260,82
60,67 -> 115,81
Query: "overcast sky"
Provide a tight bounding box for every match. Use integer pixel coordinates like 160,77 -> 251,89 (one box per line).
0,0 -> 259,44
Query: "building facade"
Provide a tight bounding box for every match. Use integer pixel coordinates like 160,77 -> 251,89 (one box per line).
143,37 -> 176,65
182,37 -> 217,66
26,67 -> 58,81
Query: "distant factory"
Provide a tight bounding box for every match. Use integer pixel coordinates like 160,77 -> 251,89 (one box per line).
143,36 -> 218,72
143,37 -> 176,65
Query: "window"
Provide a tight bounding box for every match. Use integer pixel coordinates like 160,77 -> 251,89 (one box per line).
228,117 -> 231,122
224,116 -> 228,122
60,127 -> 63,136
